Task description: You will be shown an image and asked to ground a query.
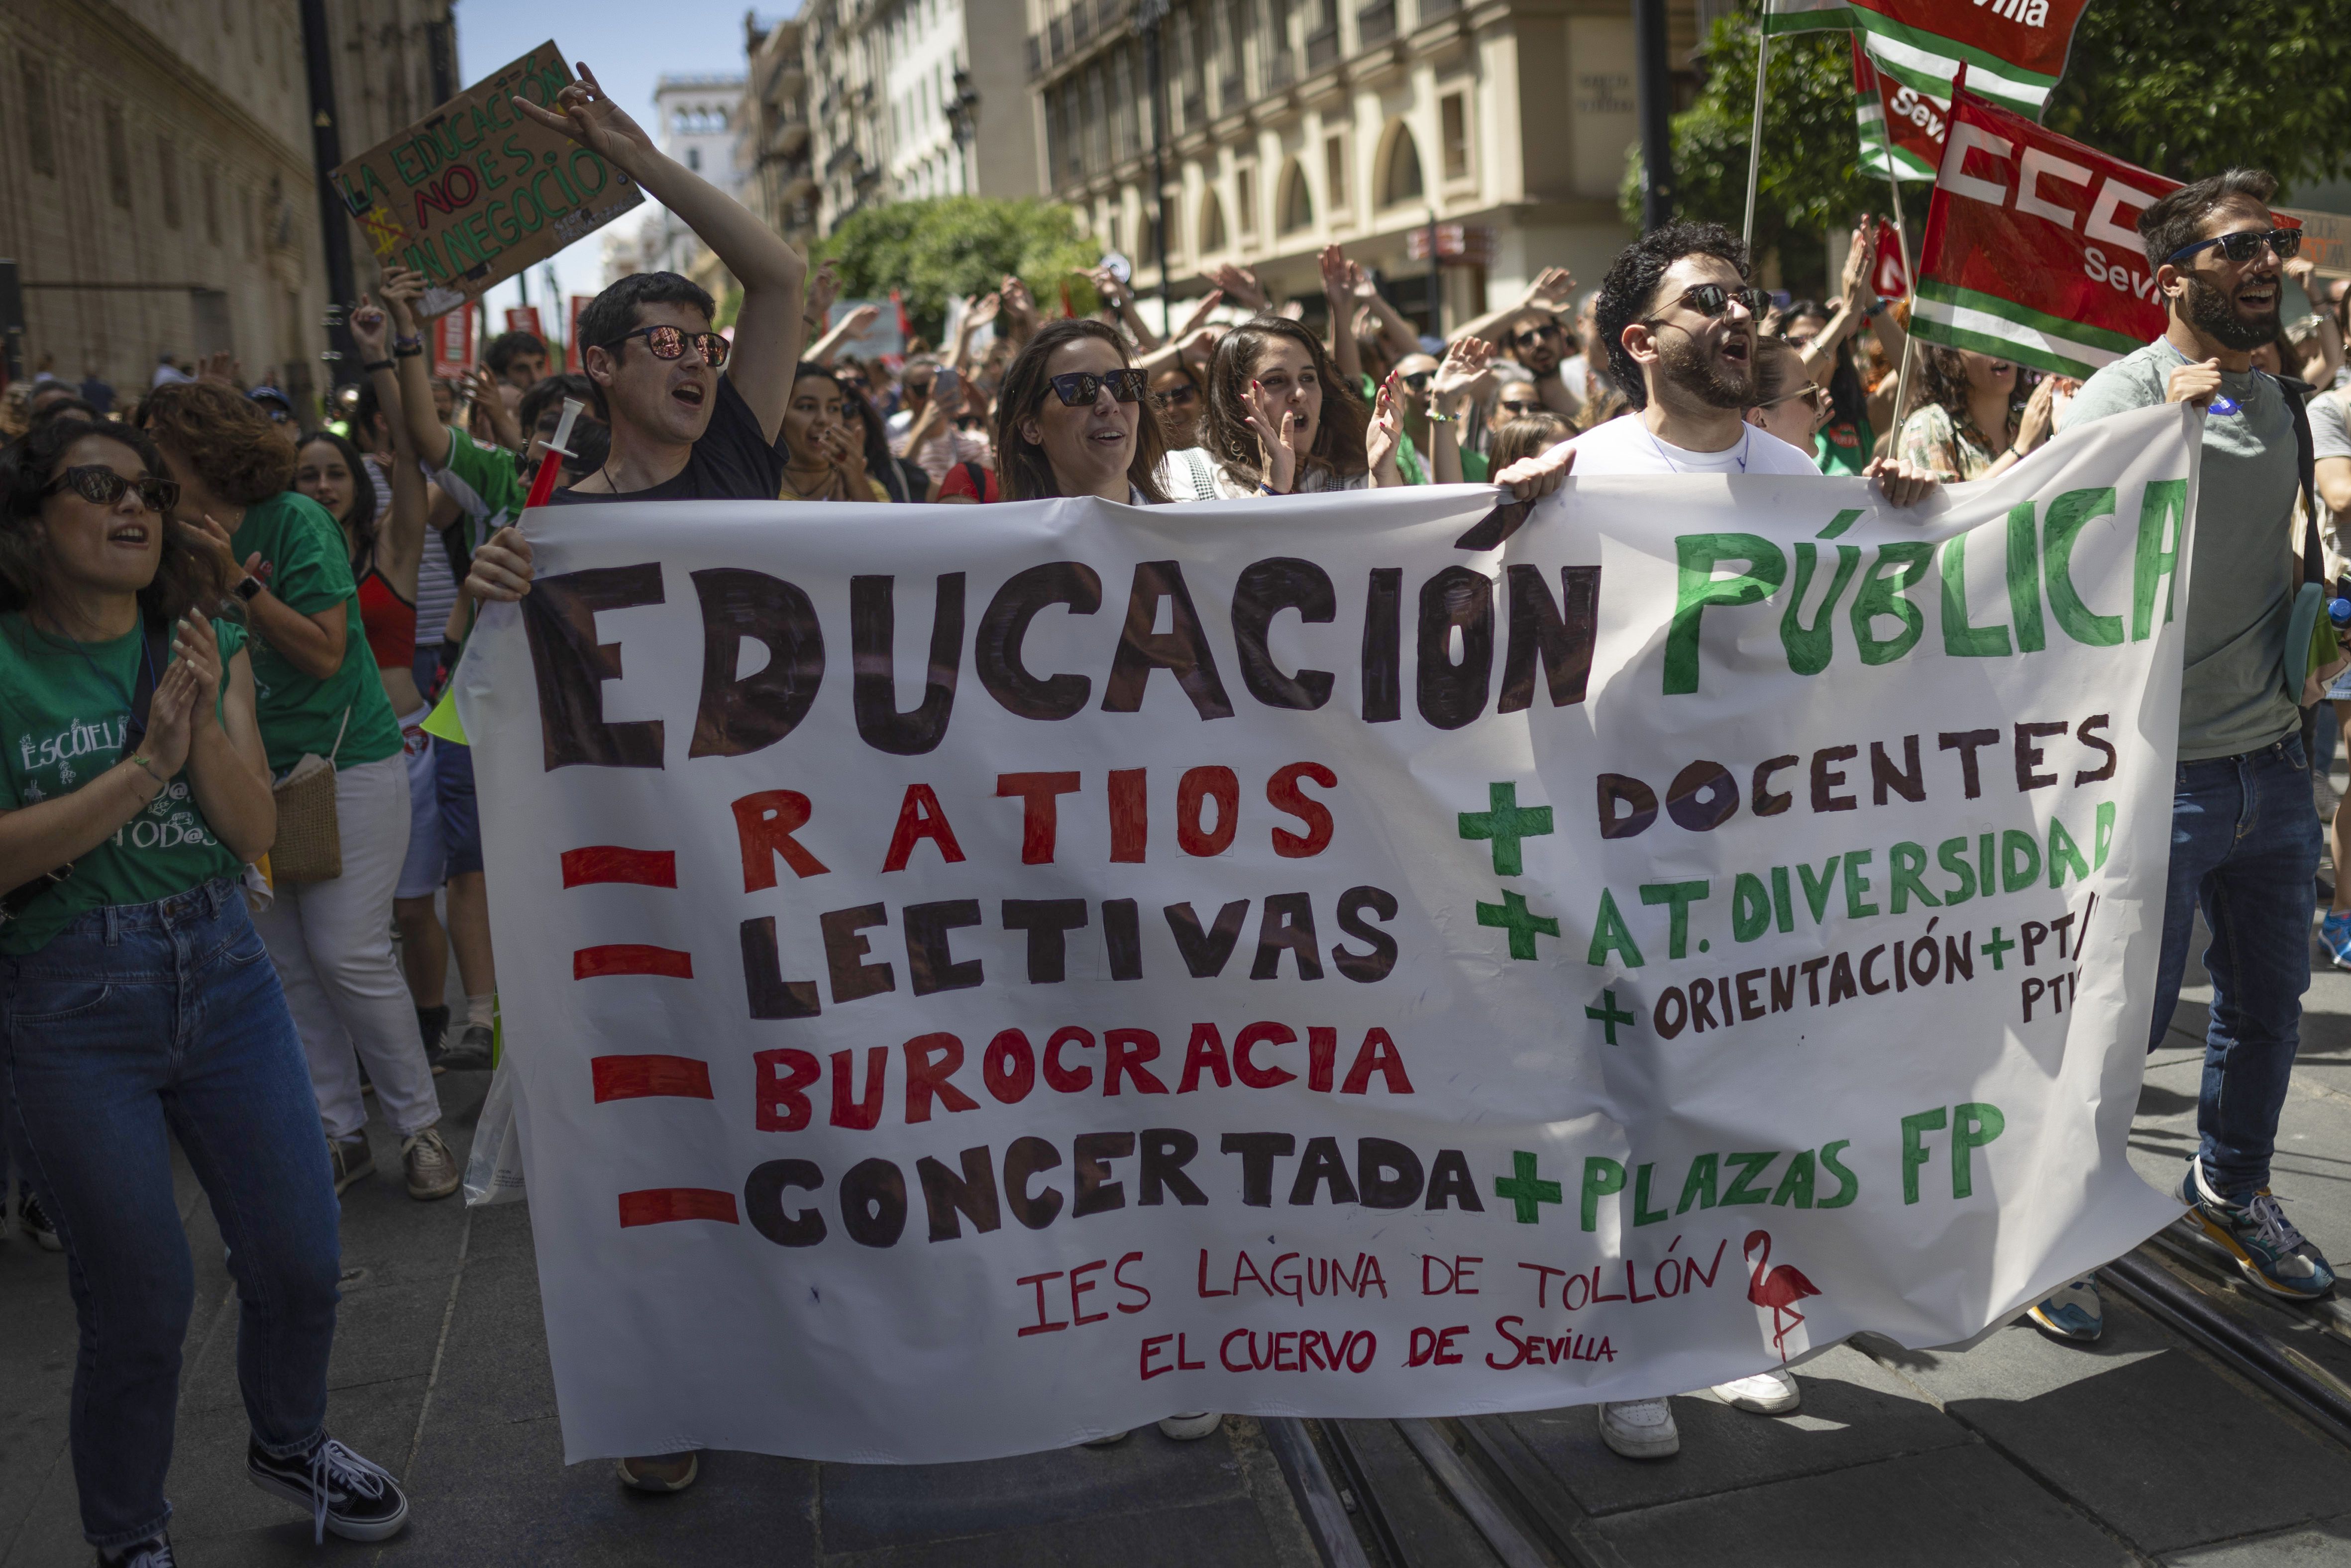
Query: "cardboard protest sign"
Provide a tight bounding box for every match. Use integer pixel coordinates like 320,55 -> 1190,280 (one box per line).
453,410 -> 2191,1464
2276,207 -> 2350,280
332,43 -> 641,317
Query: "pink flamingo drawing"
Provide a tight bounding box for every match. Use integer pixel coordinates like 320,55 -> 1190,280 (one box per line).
1744,1230 -> 1821,1361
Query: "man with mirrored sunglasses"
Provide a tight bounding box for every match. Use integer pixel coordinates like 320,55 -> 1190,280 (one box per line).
1450,266 -> 1587,419
2045,168 -> 2339,1346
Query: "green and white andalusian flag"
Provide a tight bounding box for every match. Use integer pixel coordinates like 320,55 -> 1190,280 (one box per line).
1760,0 -> 1851,35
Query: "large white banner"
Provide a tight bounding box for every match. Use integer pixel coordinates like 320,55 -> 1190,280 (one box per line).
458,404 -> 2197,1463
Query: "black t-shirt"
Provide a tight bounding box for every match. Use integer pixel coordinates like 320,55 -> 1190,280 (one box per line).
547,374 -> 783,504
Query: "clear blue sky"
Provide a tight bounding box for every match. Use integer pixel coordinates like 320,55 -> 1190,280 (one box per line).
453,1 -> 785,341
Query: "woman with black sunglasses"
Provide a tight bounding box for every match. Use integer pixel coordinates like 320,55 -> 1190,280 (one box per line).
992,319 -> 1173,504
0,419 -> 411,1562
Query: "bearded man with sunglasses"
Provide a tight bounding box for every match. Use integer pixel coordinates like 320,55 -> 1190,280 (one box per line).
1495,223 -> 1934,1464
2030,171 -> 2339,1348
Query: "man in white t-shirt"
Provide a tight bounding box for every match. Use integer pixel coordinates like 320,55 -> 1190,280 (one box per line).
1500,221 -> 1935,501
1496,222 -> 1935,1465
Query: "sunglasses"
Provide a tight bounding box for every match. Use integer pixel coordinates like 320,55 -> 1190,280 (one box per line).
2165,227 -> 2302,267
1048,369 -> 1147,406
1498,398 -> 1542,415
1759,384 -> 1833,423
603,324 -> 731,368
1509,322 -> 1564,350
44,465 -> 181,515
1152,384 -> 1200,409
1400,371 -> 1433,392
1658,283 -> 1771,320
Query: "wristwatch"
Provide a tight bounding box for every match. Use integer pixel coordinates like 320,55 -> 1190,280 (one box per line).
234,576 -> 264,602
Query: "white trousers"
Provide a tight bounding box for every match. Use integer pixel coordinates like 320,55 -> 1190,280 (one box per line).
254,751 -> 441,1140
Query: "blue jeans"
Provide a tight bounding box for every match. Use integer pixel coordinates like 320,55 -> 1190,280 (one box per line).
0,881 -> 342,1550
2147,736 -> 2320,1195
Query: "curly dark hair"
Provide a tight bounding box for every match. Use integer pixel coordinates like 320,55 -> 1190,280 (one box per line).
1594,221 -> 1751,412
0,418 -> 231,629
1914,344 -> 2023,442
994,320 -> 1173,504
139,380 -> 298,504
1201,317 -> 1368,490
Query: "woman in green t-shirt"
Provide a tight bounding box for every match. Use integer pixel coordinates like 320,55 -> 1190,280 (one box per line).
0,418 -> 411,1556
142,382 -> 454,1206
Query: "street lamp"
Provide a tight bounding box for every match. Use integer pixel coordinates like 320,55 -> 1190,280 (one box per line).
946,66 -> 980,194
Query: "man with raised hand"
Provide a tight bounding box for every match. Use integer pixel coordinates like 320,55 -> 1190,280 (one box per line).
2038,170 -> 2338,1345
439,61 -> 810,1498
1497,221 -> 1934,1463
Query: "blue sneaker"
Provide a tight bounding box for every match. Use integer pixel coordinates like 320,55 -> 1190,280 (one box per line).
2025,1276 -> 2103,1342
2321,912 -> 2351,972
2179,1158 -> 2337,1302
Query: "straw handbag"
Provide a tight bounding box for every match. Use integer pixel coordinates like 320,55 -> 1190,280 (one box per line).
270,710 -> 349,884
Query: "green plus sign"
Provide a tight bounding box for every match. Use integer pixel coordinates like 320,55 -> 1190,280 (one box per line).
1477,890 -> 1561,960
1458,782 -> 1554,876
1493,1151 -> 1563,1224
1981,927 -> 2016,971
1585,989 -> 1636,1045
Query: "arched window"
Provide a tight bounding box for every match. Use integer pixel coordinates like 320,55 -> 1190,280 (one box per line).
1198,187 -> 1227,254
1377,119 -> 1423,208
1276,157 -> 1313,235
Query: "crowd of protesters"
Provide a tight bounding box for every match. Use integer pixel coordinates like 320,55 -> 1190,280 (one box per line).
0,37 -> 2344,1557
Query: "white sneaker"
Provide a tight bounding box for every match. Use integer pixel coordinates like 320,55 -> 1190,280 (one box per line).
1598,1398 -> 1679,1459
1156,1412 -> 1218,1440
1710,1367 -> 1801,1414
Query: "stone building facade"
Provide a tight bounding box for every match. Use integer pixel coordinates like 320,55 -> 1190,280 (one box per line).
0,0 -> 452,410
1026,0 -> 1698,331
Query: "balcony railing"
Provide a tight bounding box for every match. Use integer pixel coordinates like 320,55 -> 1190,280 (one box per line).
1099,0 -> 1128,31
1025,34 -> 1042,75
1266,48 -> 1295,88
1217,71 -> 1242,109
1357,0 -> 1394,43
1180,87 -> 1205,127
1304,24 -> 1338,68
1418,0 -> 1458,17
1049,15 -> 1067,58
1072,3 -> 1093,43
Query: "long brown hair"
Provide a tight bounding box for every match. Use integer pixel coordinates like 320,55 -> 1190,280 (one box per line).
993,319 -> 1171,503
0,418 -> 230,630
1201,317 -> 1369,491
1914,343 -> 2022,439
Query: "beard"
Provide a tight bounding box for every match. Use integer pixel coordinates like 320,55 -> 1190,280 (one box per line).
2184,272 -> 2278,352
1659,331 -> 1755,409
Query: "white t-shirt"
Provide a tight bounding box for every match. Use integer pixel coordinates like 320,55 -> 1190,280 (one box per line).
1566,413 -> 1824,477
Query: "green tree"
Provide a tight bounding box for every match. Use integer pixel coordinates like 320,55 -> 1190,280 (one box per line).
2042,0 -> 2351,187
1634,0 -> 2351,293
1625,15 -> 1900,296
815,197 -> 1102,342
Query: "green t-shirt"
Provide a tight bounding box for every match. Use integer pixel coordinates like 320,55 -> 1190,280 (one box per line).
232,490 -> 403,773
1359,373 -> 1428,485
2062,338 -> 2301,760
1814,412 -> 1874,477
435,424 -> 524,556
0,615 -> 250,954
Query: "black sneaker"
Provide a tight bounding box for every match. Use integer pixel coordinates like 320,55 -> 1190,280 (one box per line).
247,1436 -> 409,1543
95,1535 -> 176,1567
438,1023 -> 493,1071
20,1191 -> 63,1253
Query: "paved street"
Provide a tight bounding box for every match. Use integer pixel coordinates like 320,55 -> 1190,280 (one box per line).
3,895 -> 2349,1566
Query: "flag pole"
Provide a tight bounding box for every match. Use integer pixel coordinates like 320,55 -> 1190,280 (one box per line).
1742,27 -> 1771,246
1883,59 -> 1966,444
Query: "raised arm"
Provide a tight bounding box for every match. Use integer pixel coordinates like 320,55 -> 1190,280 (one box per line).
1320,245 -> 1363,388
514,62 -> 809,442
347,295 -> 428,597
379,268 -> 453,471
1090,267 -> 1159,352
809,305 -> 881,367
1450,266 -> 1576,347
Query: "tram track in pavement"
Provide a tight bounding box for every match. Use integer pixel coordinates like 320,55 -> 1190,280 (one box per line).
1264,1222 -> 2351,1568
